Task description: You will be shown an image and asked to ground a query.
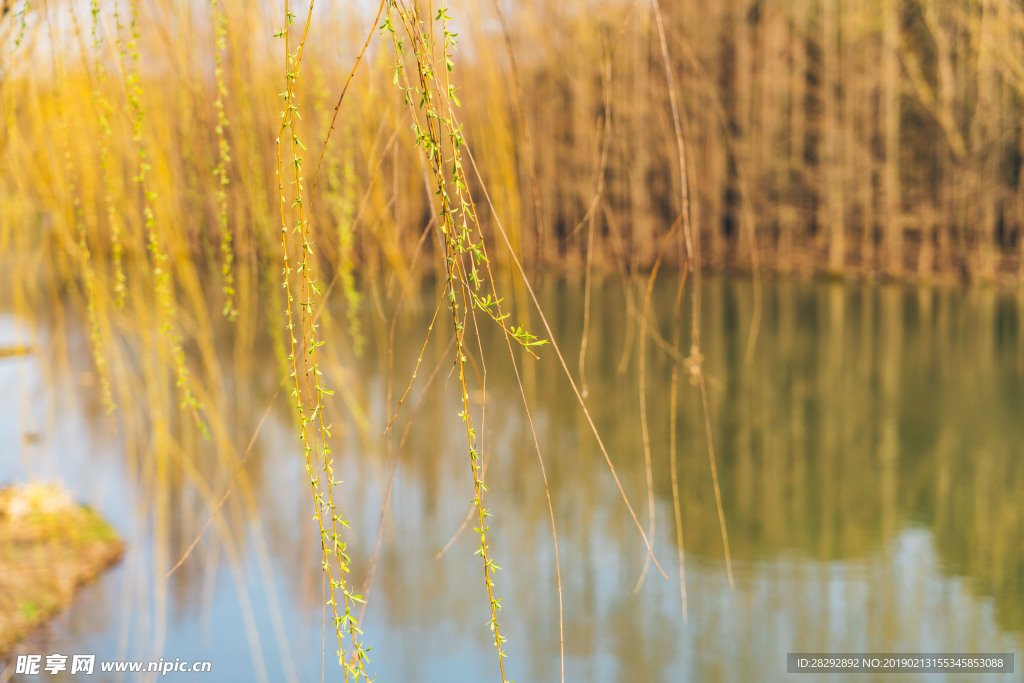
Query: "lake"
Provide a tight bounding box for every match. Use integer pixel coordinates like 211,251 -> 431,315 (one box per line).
1,276 -> 1022,682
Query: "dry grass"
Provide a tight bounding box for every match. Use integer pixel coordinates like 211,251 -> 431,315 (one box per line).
0,484 -> 124,657
3,1 -> 1024,283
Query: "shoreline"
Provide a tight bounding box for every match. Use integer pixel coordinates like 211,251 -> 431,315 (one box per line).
0,484 -> 124,658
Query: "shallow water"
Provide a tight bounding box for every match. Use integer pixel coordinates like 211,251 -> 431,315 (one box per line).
1,278 -> 1022,682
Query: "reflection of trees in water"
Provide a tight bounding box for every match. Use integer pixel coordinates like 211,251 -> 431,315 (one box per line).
5,268 -> 1023,676
386,279 -> 1024,639
341,277 -> 1024,675
687,282 -> 1021,634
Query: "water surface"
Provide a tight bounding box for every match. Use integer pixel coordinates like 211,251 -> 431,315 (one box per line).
1,278 -> 1022,682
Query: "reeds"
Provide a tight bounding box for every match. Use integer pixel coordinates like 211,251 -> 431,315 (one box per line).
5,0 -> 1024,283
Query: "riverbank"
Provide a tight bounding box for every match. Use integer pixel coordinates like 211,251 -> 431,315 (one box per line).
0,483 -> 123,657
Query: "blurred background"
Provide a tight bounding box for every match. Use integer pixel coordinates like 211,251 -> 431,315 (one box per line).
4,0 -> 1024,280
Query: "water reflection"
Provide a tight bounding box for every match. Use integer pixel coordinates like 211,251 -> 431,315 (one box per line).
1,276 -> 1022,682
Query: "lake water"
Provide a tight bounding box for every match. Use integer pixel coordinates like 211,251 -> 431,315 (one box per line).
1,277 -> 1022,682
